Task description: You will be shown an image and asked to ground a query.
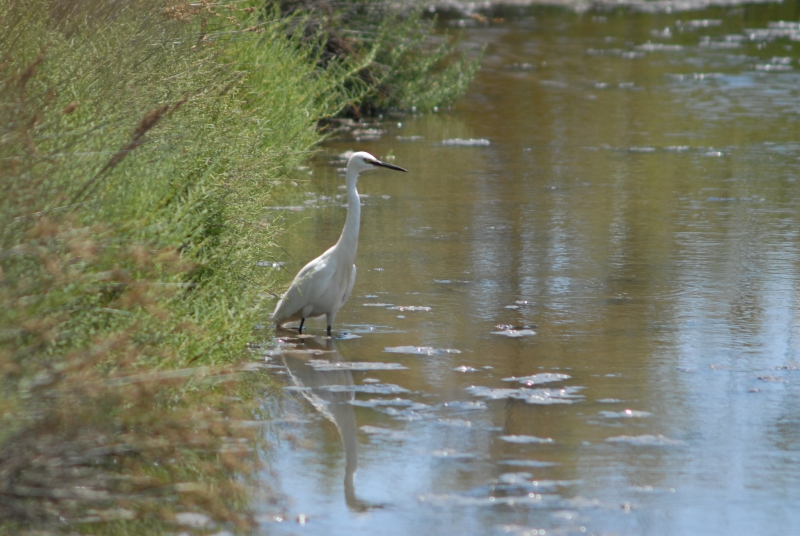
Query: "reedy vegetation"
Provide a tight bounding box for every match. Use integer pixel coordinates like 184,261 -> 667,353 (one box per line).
279,0 -> 481,115
0,0 -> 478,532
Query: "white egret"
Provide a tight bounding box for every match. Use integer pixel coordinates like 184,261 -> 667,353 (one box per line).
273,151 -> 407,335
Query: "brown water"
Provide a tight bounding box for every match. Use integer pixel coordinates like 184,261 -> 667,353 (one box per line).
258,4 -> 800,535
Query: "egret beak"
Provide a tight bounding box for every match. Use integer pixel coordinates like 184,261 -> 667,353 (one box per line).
370,159 -> 407,172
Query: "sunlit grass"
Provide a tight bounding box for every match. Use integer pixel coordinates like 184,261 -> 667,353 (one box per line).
0,0 -> 333,531
0,0 -> 478,532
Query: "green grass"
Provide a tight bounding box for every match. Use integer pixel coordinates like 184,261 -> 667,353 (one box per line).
0,0 -> 478,532
278,0 -> 483,115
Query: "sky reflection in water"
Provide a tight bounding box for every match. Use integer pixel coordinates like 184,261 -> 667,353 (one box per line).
260,4 -> 800,535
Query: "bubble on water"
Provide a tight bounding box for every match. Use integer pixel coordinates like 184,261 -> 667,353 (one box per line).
431,449 -> 479,459
343,323 -> 406,334
598,409 -> 652,418
758,375 -> 787,383
678,19 -> 722,28
756,62 -> 793,72
362,378 -> 380,383
466,387 -> 519,399
500,435 -> 555,444
467,385 -> 584,405
503,373 -> 571,385
419,491 -> 550,507
387,305 -> 432,312
348,398 -> 417,408
307,359 -> 407,371
384,346 -> 462,355
453,365 -> 481,373
496,474 -> 578,492
492,326 -> 537,337
497,472 -> 532,484
496,524 -> 550,536
636,42 -> 684,52
443,400 -> 488,411
322,383 -> 410,394
441,138 -> 491,147
498,459 -> 560,468
437,418 -> 473,428
382,403 -> 435,421
605,435 -> 685,446
360,425 -> 409,440
352,128 -> 384,142
335,332 -> 362,340
505,62 -> 536,71
651,26 -> 672,38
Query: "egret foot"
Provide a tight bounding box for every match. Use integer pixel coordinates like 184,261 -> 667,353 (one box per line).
299,318 -> 305,334
327,325 -> 332,336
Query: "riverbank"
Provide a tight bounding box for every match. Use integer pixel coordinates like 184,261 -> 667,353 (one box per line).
0,1 -> 477,533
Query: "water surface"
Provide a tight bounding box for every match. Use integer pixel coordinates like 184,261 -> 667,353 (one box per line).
259,4 -> 800,535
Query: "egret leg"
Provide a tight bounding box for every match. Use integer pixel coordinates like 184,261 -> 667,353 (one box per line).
327,325 -> 332,336
298,318 -> 305,334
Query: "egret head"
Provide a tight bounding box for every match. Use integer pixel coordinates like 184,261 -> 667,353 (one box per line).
348,151 -> 408,174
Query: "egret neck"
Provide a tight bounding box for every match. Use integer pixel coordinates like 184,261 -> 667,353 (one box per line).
336,164 -> 362,260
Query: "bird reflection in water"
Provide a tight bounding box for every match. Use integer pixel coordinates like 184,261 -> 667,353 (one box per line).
279,335 -> 382,512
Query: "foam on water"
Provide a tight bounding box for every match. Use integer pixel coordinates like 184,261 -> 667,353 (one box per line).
384,346 -> 462,355
467,385 -> 585,405
598,409 -> 653,418
499,435 -> 555,444
498,459 -> 560,468
492,329 -> 537,338
441,138 -> 491,146
605,435 -> 686,446
386,305 -> 433,312
306,359 -> 408,371
321,383 -> 410,394
503,373 -> 571,385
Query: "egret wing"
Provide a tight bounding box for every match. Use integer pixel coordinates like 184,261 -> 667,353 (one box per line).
273,252 -> 337,323
339,264 -> 357,309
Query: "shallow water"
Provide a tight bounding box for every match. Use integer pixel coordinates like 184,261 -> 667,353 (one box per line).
258,4 -> 800,535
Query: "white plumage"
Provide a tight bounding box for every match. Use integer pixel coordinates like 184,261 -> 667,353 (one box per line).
273,151 -> 407,335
